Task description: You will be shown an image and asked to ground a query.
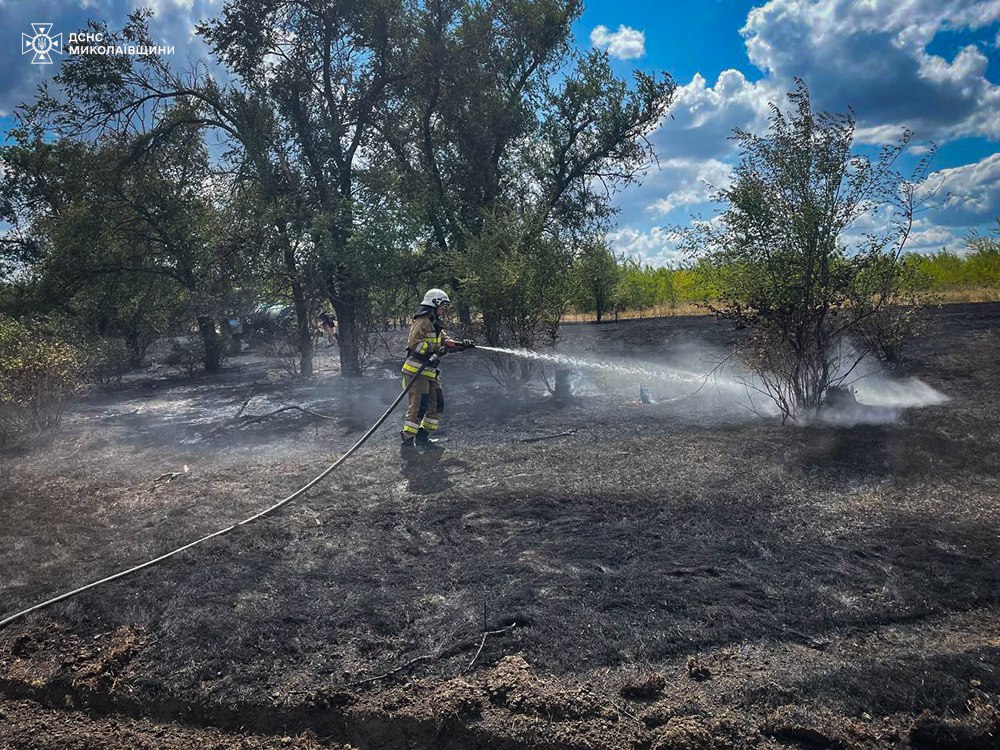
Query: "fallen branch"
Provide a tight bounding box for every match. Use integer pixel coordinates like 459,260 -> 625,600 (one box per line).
234,387 -> 256,418
331,622 -> 518,688
240,405 -> 337,427
464,623 -> 517,673
152,466 -> 189,485
338,654 -> 435,687
514,429 -> 577,443
207,387 -> 256,435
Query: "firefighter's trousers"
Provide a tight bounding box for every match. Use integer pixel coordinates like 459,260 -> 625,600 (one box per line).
401,374 -> 444,436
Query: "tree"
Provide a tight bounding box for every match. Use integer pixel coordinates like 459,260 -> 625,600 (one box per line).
380,0 -> 582,323
681,82 -> 934,421
612,257 -> 658,317
12,2 -> 673,377
0,315 -> 89,447
199,0 -> 413,376
382,0 -> 674,343
572,240 -> 620,322
0,121 -> 244,373
963,219 -> 1000,287
21,7 -> 405,377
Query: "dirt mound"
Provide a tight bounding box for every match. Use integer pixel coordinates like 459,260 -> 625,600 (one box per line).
649,716 -> 720,750
909,700 -> 1000,749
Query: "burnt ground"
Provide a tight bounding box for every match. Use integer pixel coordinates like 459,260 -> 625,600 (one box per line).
1,303 -> 999,749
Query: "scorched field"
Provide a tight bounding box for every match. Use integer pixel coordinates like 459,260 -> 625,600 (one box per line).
1,303 -> 999,750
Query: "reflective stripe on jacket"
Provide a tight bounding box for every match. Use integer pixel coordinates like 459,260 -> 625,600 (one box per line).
402,314 -> 447,379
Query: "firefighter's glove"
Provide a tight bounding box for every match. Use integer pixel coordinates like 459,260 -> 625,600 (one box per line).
460,339 -> 475,349
427,353 -> 440,366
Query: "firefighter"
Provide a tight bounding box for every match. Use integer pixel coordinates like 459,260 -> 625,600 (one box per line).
400,288 -> 474,451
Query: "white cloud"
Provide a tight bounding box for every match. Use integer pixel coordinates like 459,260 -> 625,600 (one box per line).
651,70 -> 775,162
905,223 -> 961,253
606,226 -> 685,266
607,69 -> 771,230
741,0 -> 1000,141
918,152 -> 1000,226
646,158 -> 733,216
141,0 -> 198,10
590,24 -> 645,60
601,3 -> 1000,268
654,70 -> 782,159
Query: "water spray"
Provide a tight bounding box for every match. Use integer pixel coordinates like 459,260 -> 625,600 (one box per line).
475,346 -> 707,386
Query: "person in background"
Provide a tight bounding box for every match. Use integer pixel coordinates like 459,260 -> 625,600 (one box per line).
318,312 -> 337,347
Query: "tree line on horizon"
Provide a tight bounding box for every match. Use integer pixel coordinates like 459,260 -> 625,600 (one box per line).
573,225 -> 1000,322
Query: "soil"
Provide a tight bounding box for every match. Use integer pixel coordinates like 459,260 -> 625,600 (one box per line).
1,303 -> 999,749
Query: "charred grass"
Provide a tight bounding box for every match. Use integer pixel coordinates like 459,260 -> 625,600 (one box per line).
0,303 -> 998,748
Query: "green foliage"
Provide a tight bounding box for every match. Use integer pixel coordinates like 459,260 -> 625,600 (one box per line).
680,82 -> 933,420
163,337 -> 208,378
612,257 -> 658,314
1,112 -> 247,376
460,210 -> 571,349
0,315 -> 89,446
571,241 -> 620,321
5,1 -> 676,379
601,258 -> 718,316
907,222 -> 1000,289
85,337 -> 133,384
383,0 -> 673,339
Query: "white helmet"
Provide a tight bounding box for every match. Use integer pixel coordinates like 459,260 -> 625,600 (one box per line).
421,288 -> 451,307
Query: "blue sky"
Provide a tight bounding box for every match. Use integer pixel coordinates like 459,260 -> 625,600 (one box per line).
2,0 -> 999,265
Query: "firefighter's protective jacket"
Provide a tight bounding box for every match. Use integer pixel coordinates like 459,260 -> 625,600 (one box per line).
401,312 -> 453,380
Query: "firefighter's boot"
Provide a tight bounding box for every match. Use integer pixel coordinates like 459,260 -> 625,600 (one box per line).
400,433 -> 417,453
415,427 -> 443,450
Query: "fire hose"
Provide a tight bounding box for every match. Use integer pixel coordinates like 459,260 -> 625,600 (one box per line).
0,360 -> 434,631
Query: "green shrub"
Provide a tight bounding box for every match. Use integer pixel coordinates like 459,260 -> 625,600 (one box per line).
260,333 -> 300,378
163,337 -> 206,377
0,315 -> 89,446
85,337 -> 133,384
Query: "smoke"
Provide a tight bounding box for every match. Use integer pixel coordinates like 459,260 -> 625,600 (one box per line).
475,343 -> 766,425
853,378 -> 949,409
814,376 -> 949,427
476,344 -> 949,428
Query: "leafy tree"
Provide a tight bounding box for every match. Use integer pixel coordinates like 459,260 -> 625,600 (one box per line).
382,0 -> 674,343
961,219 -> 1000,287
1,121 -> 244,372
199,0 -> 413,376
11,2 -> 673,377
20,9 -> 376,376
681,82 -> 934,421
381,0 -> 582,322
460,208 -> 571,344
572,240 -> 620,322
905,228 -> 1000,291
612,257 -> 658,317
